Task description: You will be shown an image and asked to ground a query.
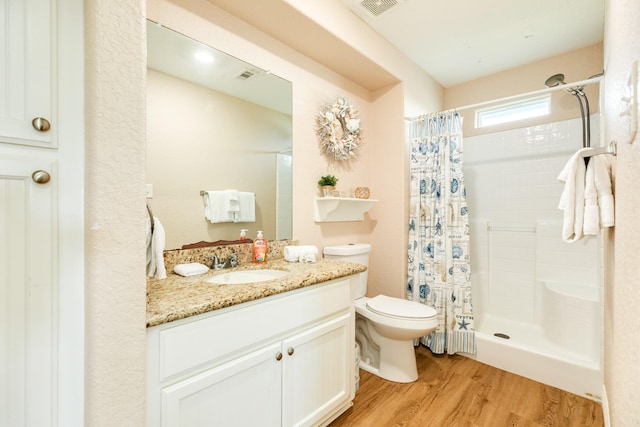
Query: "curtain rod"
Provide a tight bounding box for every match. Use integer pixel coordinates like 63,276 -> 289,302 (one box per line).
404,74 -> 604,121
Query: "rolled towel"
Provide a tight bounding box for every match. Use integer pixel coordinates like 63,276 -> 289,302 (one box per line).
174,262 -> 209,277
284,245 -> 319,262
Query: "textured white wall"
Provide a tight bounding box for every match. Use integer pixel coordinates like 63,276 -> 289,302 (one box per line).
84,0 -> 147,425
603,0 -> 640,424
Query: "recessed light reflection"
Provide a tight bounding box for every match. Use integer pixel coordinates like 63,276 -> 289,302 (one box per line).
193,51 -> 214,64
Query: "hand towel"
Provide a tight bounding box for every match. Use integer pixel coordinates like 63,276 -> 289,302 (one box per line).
234,192 -> 256,223
284,245 -> 319,262
593,154 -> 615,227
557,148 -> 589,242
146,216 -> 167,279
583,159 -> 600,236
225,189 -> 240,213
174,262 -> 209,277
204,191 -> 234,223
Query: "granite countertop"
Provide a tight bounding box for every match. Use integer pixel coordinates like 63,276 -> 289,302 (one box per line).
146,258 -> 367,327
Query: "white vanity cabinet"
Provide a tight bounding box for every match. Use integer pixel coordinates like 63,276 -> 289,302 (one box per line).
147,276 -> 357,427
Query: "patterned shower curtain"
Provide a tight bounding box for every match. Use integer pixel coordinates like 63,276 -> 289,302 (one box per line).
407,111 -> 476,355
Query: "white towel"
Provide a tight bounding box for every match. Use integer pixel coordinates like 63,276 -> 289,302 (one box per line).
234,192 -> 255,223
174,262 -> 209,277
146,216 -> 167,279
583,159 -> 600,236
592,154 -> 615,228
204,191 -> 234,223
284,245 -> 319,262
557,148 -> 589,242
225,189 -> 240,213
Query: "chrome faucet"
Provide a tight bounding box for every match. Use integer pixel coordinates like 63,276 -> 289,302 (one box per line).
208,253 -> 238,269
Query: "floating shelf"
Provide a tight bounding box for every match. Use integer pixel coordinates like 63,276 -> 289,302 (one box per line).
314,197 -> 378,222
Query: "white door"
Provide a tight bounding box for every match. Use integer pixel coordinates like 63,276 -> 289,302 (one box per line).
162,342 -> 283,427
282,313 -> 351,427
0,156 -> 56,426
0,0 -> 56,147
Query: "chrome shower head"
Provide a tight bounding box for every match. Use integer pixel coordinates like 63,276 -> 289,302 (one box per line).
545,73 -> 566,88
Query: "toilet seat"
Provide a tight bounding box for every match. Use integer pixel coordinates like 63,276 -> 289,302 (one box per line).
365,295 -> 436,320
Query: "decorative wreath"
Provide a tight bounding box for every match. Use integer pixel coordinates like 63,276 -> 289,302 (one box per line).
315,98 -> 363,161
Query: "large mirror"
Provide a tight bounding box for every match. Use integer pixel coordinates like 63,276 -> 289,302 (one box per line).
146,20 -> 293,250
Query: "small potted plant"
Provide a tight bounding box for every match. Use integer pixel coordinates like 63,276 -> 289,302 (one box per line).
317,175 -> 338,197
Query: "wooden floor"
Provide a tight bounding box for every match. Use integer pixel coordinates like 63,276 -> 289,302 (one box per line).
331,346 -> 604,427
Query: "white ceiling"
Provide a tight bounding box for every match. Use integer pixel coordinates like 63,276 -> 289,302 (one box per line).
339,0 -> 605,87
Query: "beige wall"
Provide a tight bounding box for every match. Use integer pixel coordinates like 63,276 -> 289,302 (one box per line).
603,0 -> 640,424
445,44 -> 603,137
147,69 -> 290,249
84,0 -> 147,425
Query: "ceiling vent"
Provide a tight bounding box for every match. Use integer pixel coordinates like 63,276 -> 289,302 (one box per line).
236,68 -> 258,80
356,0 -> 404,18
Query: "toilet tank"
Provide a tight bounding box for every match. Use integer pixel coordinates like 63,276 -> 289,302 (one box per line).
323,243 -> 371,299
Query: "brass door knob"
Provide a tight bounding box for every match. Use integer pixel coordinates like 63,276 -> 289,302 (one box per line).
32,170 -> 51,184
32,117 -> 51,132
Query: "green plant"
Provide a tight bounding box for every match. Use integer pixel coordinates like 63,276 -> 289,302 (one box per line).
317,175 -> 338,186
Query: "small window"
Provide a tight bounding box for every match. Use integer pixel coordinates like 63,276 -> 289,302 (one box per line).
476,95 -> 551,128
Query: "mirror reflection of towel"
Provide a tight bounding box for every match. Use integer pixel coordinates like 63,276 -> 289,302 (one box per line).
204,191 -> 234,223
225,189 -> 240,213
234,192 -> 255,223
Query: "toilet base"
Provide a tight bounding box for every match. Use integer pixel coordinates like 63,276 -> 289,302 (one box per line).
358,331 -> 419,383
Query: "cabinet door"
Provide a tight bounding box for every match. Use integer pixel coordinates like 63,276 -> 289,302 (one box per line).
162,342 -> 282,427
282,313 -> 352,427
0,156 -> 56,426
0,0 -> 56,147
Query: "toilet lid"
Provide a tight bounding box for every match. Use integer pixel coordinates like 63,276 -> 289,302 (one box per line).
366,295 -> 437,319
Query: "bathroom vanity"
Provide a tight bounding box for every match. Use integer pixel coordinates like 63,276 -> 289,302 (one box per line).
146,259 -> 366,427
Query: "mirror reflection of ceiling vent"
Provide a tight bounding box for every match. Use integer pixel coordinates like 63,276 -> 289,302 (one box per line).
236,68 -> 258,80
356,0 -> 404,18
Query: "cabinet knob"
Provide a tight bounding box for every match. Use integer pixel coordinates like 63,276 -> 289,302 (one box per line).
32,117 -> 51,132
287,347 -> 294,356
275,352 -> 283,361
32,170 -> 51,184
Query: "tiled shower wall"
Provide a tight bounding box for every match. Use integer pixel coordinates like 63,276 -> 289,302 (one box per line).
464,116 -> 600,324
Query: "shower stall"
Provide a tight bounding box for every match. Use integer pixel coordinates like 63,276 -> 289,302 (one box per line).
462,87 -> 603,400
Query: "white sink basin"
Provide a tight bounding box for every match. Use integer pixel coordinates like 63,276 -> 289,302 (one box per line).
206,269 -> 290,285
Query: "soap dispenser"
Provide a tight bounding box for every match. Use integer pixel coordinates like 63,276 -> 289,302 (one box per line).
252,230 -> 268,263
239,229 -> 248,241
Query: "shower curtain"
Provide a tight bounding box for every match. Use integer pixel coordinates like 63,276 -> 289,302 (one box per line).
407,111 -> 476,355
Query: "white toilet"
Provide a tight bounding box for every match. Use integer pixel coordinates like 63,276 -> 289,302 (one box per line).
323,243 -> 437,383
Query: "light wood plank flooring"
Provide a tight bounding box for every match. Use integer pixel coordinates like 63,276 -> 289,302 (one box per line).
331,345 -> 604,427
